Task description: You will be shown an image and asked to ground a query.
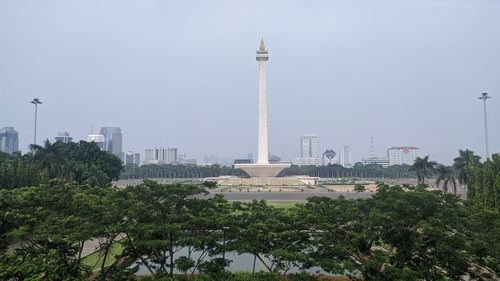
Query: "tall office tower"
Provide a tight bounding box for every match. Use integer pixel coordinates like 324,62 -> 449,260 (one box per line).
54,132 -> 73,143
387,146 -> 420,166
86,134 -> 105,150
301,134 -> 320,158
339,144 -> 352,167
99,127 -> 123,159
0,127 -> 19,154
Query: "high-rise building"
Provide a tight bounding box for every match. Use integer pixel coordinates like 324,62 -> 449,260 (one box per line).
0,127 -> 19,154
144,147 -> 178,165
99,127 -> 123,159
54,132 -> 73,143
294,134 -> 322,166
387,146 -> 420,166
86,134 -> 105,150
124,151 -> 140,166
339,144 -> 351,167
301,134 -> 320,158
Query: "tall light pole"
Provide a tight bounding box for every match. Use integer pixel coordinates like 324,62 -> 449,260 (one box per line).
478,93 -> 491,159
30,98 -> 43,145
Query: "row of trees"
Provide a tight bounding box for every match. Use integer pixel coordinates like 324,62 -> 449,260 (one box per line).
0,140 -> 122,189
121,163 -> 245,179
1,180 -> 499,280
408,150 -> 500,209
121,163 -> 415,180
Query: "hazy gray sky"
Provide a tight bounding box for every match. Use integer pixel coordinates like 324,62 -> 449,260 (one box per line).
1,0 -> 499,163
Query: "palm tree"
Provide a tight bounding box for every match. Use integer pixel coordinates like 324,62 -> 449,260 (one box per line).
410,156 -> 436,185
435,164 -> 457,193
30,139 -> 66,179
453,149 -> 480,188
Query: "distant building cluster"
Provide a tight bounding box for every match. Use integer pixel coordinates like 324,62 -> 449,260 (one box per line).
2,123 -> 423,169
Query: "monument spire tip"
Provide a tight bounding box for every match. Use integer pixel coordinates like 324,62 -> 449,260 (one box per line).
259,38 -> 266,51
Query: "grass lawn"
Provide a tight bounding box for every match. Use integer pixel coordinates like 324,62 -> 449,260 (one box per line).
81,241 -> 124,271
267,201 -> 303,209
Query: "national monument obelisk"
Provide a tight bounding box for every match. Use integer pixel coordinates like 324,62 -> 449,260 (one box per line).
235,39 -> 291,177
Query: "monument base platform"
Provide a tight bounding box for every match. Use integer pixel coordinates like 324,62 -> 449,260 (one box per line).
234,163 -> 291,177
206,176 -> 318,187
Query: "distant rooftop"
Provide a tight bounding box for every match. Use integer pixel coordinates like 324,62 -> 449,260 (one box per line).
387,146 -> 419,150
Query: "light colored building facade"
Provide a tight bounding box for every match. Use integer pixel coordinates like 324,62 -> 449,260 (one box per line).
144,147 -> 178,165
387,146 -> 420,166
339,144 -> 351,167
124,151 -> 140,166
293,157 -> 322,166
54,132 -> 73,143
301,134 -> 320,158
86,134 -> 105,150
294,134 -> 321,166
0,127 -> 19,154
361,157 -> 390,168
99,127 -> 123,159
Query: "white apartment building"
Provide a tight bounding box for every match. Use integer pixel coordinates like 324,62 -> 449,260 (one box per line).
387,146 -> 420,166
144,147 -> 178,165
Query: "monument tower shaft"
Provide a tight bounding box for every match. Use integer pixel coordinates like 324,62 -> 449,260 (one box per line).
256,39 -> 269,164
233,39 -> 290,178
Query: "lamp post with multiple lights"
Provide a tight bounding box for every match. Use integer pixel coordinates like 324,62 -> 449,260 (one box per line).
478,93 -> 491,159
30,98 -> 43,145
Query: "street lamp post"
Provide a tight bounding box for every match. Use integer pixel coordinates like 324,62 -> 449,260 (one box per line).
478,93 -> 491,159
30,98 -> 43,145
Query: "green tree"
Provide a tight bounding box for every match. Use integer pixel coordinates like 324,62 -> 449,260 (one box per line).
119,180 -> 207,279
233,201 -> 310,274
29,140 -> 67,180
353,184 -> 366,192
453,149 -> 480,188
301,185 -> 477,280
435,164 -> 457,193
410,156 -> 436,185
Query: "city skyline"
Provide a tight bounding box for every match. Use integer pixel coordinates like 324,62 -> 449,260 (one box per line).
1,1 -> 499,163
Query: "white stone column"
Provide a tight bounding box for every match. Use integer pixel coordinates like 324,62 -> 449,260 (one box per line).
256,39 -> 269,164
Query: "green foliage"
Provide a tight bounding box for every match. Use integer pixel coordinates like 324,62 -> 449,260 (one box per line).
202,180 -> 218,188
410,155 -> 436,184
298,185 -> 499,280
121,164 -> 246,179
353,184 -> 366,192
453,149 -> 481,186
1,176 -> 499,280
465,153 -> 500,211
435,164 -> 457,193
281,164 -> 414,179
122,163 -> 415,180
0,140 -> 122,189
